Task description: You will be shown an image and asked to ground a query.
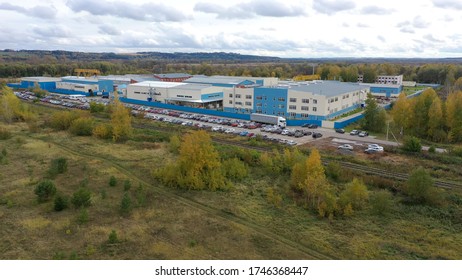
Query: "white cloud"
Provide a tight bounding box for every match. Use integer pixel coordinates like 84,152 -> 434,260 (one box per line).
0,3 -> 57,18
312,0 -> 356,15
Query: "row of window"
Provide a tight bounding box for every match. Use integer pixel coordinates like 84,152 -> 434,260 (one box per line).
229,94 -> 252,99
229,101 -> 252,106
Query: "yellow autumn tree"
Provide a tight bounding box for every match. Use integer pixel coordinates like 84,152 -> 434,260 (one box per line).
0,86 -> 35,123
391,92 -> 411,134
176,130 -> 226,190
339,178 -> 369,212
446,91 -> 462,142
111,92 -> 132,142
427,97 -> 446,142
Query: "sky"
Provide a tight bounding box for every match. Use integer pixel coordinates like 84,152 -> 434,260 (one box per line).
0,0 -> 461,58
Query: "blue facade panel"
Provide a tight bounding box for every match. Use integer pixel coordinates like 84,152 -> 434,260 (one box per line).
333,114 -> 365,129
98,80 -> 114,93
370,86 -> 402,97
326,104 -> 361,119
201,92 -> 223,101
39,81 -> 57,91
253,87 -> 288,116
62,78 -> 98,85
287,119 -> 323,126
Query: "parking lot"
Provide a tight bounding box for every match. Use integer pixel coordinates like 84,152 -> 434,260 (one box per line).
14,90 -> 398,149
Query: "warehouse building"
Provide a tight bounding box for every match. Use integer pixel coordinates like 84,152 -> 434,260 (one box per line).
358,74 -> 403,85
7,77 -> 61,91
126,81 -> 225,109
54,76 -> 114,95
360,83 -> 402,97
153,73 -> 192,82
224,81 -> 369,120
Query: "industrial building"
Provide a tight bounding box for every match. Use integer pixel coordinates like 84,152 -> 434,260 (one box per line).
54,76 -> 114,95
126,81 -> 224,108
7,77 -> 61,91
357,74 -> 403,85
153,73 -> 192,82
223,81 -> 369,121
360,83 -> 402,97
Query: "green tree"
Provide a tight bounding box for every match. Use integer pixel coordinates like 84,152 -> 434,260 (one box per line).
405,167 -> 441,205
362,66 -> 377,83
34,180 -> 57,202
363,94 -> 386,132
71,188 -> 92,208
54,194 -> 69,211
119,193 -> 132,216
89,101 -> 106,113
108,230 -> 119,244
111,92 -> 132,142
69,117 -> 94,136
109,175 -> 117,187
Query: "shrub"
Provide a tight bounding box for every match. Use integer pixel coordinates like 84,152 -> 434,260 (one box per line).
108,230 -> 118,244
370,190 -> 393,216
339,178 -> 369,211
49,157 -> 68,177
76,208 -> 89,225
92,123 -> 113,139
169,135 -> 181,154
54,194 -> 69,211
71,188 -> 92,208
222,157 -> 249,181
428,145 -> 436,153
109,175 -> 117,187
34,180 -> 57,202
89,101 -> 106,113
48,111 -> 80,131
402,136 -> 422,153
405,167 -> 442,205
325,161 -> 342,182
69,117 -> 94,136
119,193 -> 132,216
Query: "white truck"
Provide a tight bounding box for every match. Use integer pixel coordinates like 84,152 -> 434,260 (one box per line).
250,113 -> 286,128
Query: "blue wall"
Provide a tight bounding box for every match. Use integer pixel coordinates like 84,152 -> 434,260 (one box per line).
253,87 -> 288,115
326,104 -> 361,119
370,85 -> 402,97
333,114 -> 364,129
98,80 -> 114,92
7,81 -> 56,91
287,119 -> 323,126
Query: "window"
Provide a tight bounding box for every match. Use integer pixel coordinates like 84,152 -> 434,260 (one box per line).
302,99 -> 309,104
312,107 -> 317,112
301,113 -> 309,118
245,102 -> 252,106
278,104 -> 285,109
289,105 -> 296,110
278,97 -> 285,102
229,100 -> 233,104
289,112 -> 296,117
289,98 -> 297,102
236,101 -> 242,105
256,96 -> 262,100
246,95 -> 252,99
313,99 -> 318,104
256,103 -> 262,107
256,110 -> 262,113
235,94 -> 241,98
335,97 -> 338,102
301,106 -> 309,111
229,93 -> 233,98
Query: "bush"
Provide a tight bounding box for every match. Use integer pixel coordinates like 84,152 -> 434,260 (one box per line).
108,230 -> 119,244
71,188 -> 92,208
402,136 -> 422,153
77,208 -> 89,225
89,101 -> 106,113
222,157 -> 248,181
48,111 -> 80,131
325,161 -> 342,182
370,190 -> 393,216
92,123 -> 113,139
119,193 -> 132,216
405,167 -> 442,205
49,157 -> 68,177
109,175 -> 117,187
34,180 -> 57,202
69,118 -> 94,136
54,194 -> 69,211
428,145 -> 436,153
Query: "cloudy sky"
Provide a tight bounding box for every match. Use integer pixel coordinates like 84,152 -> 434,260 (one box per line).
0,0 -> 461,58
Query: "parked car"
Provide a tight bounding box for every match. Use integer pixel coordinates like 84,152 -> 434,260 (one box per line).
364,146 -> 384,154
239,131 -> 249,136
368,144 -> 383,149
286,140 -> 297,146
338,144 -> 354,150
335,128 -> 345,134
358,131 -> 369,137
350,130 -> 359,135
312,132 -> 323,138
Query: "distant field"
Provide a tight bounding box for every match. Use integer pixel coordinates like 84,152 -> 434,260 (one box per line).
1,105 -> 462,260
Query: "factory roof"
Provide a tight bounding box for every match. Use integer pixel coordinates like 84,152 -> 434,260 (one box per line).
21,77 -> 62,82
185,76 -> 254,85
154,73 -> 192,79
276,81 -> 369,97
130,81 -> 187,88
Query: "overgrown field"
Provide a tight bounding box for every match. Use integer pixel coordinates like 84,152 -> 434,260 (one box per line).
1,96 -> 462,259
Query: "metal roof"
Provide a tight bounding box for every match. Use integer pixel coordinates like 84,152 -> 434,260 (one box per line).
21,77 -> 61,82
279,81 -> 369,97
130,81 -> 187,88
154,73 -> 191,79
185,76 -> 253,85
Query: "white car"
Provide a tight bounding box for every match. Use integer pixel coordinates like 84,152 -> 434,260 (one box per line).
212,126 -> 223,132
224,128 -> 235,134
368,144 -> 383,149
365,146 -> 384,153
338,144 -> 354,150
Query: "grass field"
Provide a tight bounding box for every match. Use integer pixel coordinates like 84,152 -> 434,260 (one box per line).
1,108 -> 462,260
